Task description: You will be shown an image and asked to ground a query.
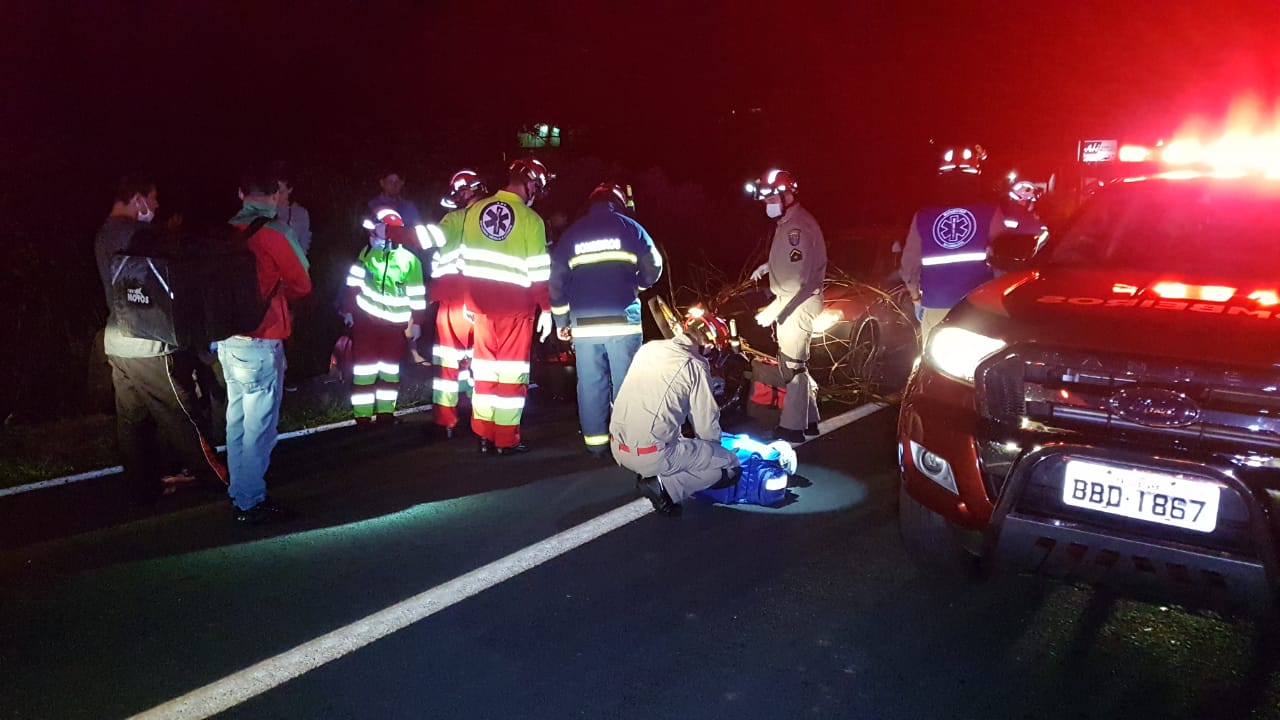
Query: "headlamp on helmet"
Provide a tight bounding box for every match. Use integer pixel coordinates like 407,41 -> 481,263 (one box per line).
745,168 -> 798,201
939,145 -> 987,175
588,182 -> 636,211
441,169 -> 487,210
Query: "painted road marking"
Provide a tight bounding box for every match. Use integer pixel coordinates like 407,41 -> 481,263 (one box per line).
129,498 -> 656,719
127,403 -> 888,719
0,406 -> 435,499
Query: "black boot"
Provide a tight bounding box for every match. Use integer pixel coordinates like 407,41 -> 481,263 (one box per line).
478,438 -> 493,455
636,475 -> 681,516
709,466 -> 743,490
804,422 -> 820,437
495,442 -> 530,456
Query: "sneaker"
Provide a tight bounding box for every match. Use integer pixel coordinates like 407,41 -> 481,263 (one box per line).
234,500 -> 296,525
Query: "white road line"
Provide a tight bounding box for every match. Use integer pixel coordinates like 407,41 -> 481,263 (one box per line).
0,405 -> 434,499
126,401 -> 886,718
128,498 -> 657,720
805,402 -> 889,444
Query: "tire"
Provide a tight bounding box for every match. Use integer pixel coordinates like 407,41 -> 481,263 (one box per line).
898,483 -> 983,580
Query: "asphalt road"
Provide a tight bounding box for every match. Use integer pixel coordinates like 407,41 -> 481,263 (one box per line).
2,400 -> 1279,719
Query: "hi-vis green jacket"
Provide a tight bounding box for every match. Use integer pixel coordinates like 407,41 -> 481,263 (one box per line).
343,243 -> 427,325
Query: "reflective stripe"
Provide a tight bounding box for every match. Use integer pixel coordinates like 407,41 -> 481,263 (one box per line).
377,362 -> 400,375
571,324 -> 643,338
351,392 -> 376,405
921,252 -> 988,267
568,250 -> 638,269
433,345 -> 465,364
584,434 -> 610,446
550,304 -> 570,314
360,287 -> 415,307
356,294 -> 412,323
348,265 -> 367,278
374,389 -> 399,401
433,378 -> 460,393
457,370 -> 472,383
346,274 -> 364,288
460,264 -> 531,287
471,359 -> 531,382
528,267 -> 550,283
462,247 -> 531,271
407,285 -> 427,297
416,224 -> 446,250
472,393 -> 526,410
352,363 -> 380,376
409,299 -> 427,311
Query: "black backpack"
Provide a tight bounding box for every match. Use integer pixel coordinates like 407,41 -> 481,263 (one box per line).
110,216 -> 273,348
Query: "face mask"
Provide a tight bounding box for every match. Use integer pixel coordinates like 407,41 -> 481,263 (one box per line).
134,197 -> 155,223
369,236 -> 388,250
765,199 -> 783,219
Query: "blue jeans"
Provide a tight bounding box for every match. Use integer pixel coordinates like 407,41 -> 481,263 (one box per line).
575,333 -> 643,450
218,337 -> 285,511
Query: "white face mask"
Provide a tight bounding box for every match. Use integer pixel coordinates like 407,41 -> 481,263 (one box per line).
134,196 -> 155,223
369,236 -> 388,250
764,199 -> 783,219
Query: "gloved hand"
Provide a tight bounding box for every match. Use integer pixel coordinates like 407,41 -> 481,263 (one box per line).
405,323 -> 421,340
750,262 -> 770,282
557,327 -> 572,342
755,302 -> 780,327
341,312 -> 355,328
536,312 -> 553,343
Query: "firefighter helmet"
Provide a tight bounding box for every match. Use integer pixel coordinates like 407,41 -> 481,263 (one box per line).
362,206 -> 405,232
508,157 -> 554,191
587,182 -> 635,211
441,169 -> 488,210
938,144 -> 986,175
744,169 -> 798,201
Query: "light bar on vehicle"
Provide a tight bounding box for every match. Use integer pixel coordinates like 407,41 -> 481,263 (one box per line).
1152,282 -> 1236,303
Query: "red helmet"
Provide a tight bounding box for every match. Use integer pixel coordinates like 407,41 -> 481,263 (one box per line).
939,144 -> 986,174
362,206 -> 404,237
587,182 -> 635,210
441,169 -> 487,210
508,157 -> 554,191
744,169 -> 798,201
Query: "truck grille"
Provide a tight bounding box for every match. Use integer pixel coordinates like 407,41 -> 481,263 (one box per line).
978,347 -> 1280,456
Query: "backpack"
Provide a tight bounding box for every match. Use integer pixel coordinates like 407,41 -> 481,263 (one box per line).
110,216 -> 272,347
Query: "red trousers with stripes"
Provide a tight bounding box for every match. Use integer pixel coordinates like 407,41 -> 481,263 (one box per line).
432,300 -> 473,429
470,312 -> 533,448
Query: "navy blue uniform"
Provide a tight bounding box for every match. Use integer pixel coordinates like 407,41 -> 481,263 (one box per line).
549,201 -> 663,451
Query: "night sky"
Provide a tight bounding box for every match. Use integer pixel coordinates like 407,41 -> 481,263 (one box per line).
6,0 -> 1280,216
1,0 -> 1278,421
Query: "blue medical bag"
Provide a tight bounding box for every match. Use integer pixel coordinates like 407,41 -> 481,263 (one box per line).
696,434 -> 797,507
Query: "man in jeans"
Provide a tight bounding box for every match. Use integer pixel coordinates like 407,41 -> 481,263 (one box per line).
219,168 -> 312,524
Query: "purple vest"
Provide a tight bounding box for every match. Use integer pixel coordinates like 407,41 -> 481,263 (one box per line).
917,204 -> 996,308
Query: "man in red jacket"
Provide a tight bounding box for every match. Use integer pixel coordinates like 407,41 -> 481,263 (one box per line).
218,168 -> 312,524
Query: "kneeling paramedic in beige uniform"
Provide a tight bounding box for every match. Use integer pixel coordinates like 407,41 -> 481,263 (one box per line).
610,320 -> 741,516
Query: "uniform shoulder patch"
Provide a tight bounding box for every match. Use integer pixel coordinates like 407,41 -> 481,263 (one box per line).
789,248 -> 803,263
788,228 -> 802,246
479,201 -> 516,241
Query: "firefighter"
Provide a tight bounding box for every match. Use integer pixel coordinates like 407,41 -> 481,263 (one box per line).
342,207 -> 428,426
429,169 -> 488,438
900,144 -> 1008,341
458,157 -> 555,455
610,319 -> 741,516
549,183 -> 664,458
745,168 -> 827,444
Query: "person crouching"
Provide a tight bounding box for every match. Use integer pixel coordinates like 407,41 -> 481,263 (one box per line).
609,319 -> 741,516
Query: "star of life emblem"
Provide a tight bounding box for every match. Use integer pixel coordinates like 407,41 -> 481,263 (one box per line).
480,201 -> 515,241
931,208 -> 977,250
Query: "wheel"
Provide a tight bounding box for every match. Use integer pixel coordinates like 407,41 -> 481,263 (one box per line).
898,483 -> 982,580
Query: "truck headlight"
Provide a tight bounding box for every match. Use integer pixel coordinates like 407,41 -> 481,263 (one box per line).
927,327 -> 1006,384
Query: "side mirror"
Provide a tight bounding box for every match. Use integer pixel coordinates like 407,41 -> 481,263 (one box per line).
988,230 -> 1043,273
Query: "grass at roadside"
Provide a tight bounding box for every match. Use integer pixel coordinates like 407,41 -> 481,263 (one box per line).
0,370 -> 433,491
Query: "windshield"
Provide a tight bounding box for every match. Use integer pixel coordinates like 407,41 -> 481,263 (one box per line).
1041,178 -> 1280,279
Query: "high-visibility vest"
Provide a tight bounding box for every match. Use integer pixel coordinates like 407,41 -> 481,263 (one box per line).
345,243 -> 426,324
917,204 -> 997,309
430,208 -> 467,304
458,189 -> 550,314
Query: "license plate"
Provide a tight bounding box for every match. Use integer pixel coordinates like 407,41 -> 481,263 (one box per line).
1061,459 -> 1221,533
